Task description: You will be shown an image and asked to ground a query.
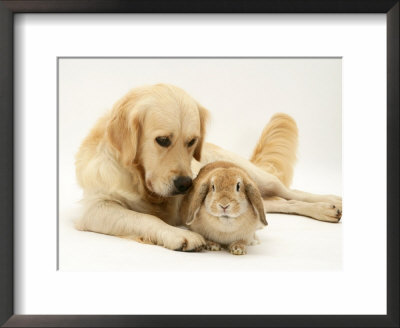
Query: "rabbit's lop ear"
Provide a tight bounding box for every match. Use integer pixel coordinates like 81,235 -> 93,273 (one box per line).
186,182 -> 209,225
245,179 -> 268,226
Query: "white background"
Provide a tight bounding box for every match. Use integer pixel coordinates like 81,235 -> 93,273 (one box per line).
15,14 -> 386,315
58,58 -> 343,272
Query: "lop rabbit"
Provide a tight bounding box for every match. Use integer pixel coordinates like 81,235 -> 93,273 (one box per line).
180,161 -> 267,255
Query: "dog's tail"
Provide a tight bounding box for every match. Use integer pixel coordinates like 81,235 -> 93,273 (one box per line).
250,113 -> 298,187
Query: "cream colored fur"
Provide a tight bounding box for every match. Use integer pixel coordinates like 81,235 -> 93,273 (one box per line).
75,84 -> 342,252
250,113 -> 298,187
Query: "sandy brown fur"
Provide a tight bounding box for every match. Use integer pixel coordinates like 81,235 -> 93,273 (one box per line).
180,161 -> 267,254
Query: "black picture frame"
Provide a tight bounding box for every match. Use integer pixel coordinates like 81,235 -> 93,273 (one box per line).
0,1 -> 398,327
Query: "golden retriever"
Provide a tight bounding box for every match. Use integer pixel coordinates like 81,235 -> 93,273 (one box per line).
75,84 -> 342,251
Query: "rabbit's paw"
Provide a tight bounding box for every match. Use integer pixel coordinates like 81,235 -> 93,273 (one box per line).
205,240 -> 222,251
229,241 -> 247,255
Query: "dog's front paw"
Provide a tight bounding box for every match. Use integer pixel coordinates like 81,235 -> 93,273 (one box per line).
229,241 -> 247,255
162,228 -> 206,252
205,240 -> 222,251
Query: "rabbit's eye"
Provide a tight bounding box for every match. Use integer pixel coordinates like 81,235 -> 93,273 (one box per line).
236,182 -> 240,192
212,184 -> 215,191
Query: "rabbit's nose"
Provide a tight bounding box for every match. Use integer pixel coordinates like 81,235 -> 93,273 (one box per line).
219,204 -> 230,211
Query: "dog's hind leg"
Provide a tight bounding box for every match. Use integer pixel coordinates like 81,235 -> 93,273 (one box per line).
263,198 -> 342,223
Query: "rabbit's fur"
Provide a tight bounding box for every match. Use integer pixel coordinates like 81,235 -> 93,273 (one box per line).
180,161 -> 267,255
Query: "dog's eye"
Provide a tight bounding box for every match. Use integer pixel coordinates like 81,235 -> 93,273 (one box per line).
188,138 -> 197,147
236,182 -> 240,192
212,184 -> 215,191
155,137 -> 171,148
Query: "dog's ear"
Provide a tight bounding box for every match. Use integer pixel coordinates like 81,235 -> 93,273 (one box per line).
193,103 -> 210,161
244,177 -> 268,226
186,182 -> 209,225
106,95 -> 142,167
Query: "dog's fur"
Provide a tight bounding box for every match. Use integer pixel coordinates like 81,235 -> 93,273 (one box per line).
75,84 -> 342,251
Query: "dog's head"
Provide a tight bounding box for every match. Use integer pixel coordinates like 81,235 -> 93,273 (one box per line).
106,84 -> 209,197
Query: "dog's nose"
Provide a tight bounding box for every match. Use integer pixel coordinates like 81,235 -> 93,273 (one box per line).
173,176 -> 193,193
